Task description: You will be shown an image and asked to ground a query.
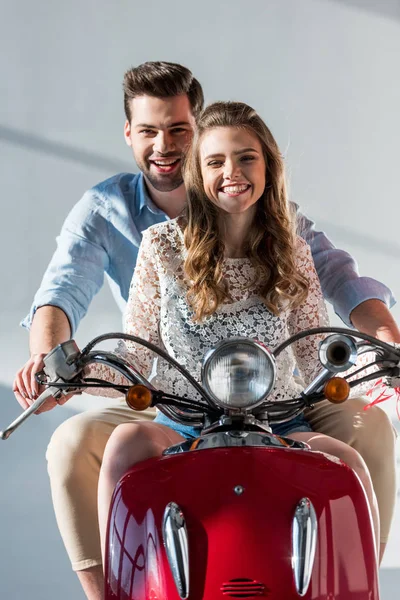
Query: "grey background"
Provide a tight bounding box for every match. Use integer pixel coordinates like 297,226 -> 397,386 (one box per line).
1,0 -> 399,597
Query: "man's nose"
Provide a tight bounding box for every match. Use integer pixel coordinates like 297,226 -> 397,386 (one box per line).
153,132 -> 175,155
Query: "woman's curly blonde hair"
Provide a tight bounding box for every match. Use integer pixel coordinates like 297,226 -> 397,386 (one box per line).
182,101 -> 308,321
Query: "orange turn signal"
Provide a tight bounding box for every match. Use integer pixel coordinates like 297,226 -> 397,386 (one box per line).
126,385 -> 153,411
324,377 -> 350,404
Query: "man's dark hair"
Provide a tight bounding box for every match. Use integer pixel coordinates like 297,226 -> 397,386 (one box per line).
123,61 -> 204,121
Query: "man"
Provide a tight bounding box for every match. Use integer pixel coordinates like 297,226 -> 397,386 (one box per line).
13,62 -> 399,600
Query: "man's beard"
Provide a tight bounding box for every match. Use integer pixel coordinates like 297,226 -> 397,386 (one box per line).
136,156 -> 184,192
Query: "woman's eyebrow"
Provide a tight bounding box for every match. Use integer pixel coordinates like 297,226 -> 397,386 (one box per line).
203,148 -> 259,161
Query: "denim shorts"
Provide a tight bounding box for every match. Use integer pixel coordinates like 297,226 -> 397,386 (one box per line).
154,412 -> 312,440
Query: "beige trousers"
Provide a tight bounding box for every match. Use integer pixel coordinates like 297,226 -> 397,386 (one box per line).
46,398 -> 397,571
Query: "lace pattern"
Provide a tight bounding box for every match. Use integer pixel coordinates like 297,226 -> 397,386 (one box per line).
88,219 -> 379,404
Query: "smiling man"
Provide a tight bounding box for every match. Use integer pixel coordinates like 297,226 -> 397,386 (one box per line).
13,62 -> 399,599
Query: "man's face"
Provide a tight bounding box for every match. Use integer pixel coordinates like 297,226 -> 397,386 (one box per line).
124,95 -> 196,192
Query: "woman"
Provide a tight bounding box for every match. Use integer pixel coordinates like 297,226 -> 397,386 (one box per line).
90,101 -> 379,560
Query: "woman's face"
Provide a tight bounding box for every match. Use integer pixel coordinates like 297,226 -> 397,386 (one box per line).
200,126 -> 266,215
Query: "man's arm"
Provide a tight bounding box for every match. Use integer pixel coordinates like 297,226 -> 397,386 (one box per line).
350,299 -> 400,343
295,205 -> 396,325
14,306 -> 72,412
30,305 -> 72,355
14,190 -> 110,412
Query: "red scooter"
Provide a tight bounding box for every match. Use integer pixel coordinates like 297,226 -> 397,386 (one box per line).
2,327 -> 400,599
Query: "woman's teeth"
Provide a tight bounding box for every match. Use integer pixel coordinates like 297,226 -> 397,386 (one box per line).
221,184 -> 250,194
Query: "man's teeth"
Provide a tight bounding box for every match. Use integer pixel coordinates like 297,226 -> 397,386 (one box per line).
153,159 -> 178,166
222,184 -> 249,193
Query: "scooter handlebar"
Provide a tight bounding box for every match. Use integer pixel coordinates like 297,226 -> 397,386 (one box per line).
0,386 -> 61,440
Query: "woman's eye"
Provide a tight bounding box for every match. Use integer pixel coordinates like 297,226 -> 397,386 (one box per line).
207,160 -> 223,167
241,155 -> 255,162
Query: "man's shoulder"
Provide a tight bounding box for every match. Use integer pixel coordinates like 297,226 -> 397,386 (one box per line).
70,172 -> 142,220
63,172 -> 141,229
88,172 -> 140,201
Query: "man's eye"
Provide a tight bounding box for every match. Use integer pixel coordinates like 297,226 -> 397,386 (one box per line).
140,129 -> 156,136
171,128 -> 187,135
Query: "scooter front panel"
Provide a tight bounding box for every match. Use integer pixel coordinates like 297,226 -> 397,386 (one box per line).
104,446 -> 379,599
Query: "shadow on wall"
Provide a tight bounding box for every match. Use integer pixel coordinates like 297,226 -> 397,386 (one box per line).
331,0 -> 400,21
0,124 -> 132,173
3,124 -> 400,260
0,384 -> 85,599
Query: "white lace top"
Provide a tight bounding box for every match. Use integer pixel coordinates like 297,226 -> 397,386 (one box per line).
89,218 -> 334,403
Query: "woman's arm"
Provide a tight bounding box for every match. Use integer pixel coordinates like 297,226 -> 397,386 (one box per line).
286,238 -> 330,386
87,229 -> 162,397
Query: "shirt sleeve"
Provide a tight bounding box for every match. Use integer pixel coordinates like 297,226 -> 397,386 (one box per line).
86,228 -> 161,397
286,238 -> 330,386
295,205 -> 396,326
21,190 -> 110,336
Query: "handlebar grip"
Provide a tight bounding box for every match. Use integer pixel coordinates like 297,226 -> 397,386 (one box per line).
0,387 -> 60,440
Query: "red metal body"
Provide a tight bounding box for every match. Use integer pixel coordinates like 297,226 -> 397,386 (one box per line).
104,445 -> 379,599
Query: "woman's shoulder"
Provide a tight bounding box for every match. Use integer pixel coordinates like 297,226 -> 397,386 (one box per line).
142,218 -> 185,259
294,235 -> 312,260
142,218 -> 183,242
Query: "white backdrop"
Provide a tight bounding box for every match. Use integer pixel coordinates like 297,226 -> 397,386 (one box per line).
0,0 -> 399,597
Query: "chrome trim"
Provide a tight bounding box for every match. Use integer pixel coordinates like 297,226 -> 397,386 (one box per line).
201,337 -> 276,410
163,430 -> 309,455
302,367 -> 332,397
202,414 -> 272,435
162,503 -> 189,599
1,386 -> 62,440
291,498 -> 318,596
318,334 -> 358,373
254,405 -> 305,425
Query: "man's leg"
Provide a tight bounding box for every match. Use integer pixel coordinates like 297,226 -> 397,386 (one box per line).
304,397 -> 397,562
46,404 -> 156,600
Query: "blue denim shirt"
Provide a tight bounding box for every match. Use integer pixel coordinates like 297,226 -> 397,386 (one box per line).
22,172 -> 395,335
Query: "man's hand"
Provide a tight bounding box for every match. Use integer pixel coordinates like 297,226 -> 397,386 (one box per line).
13,305 -> 72,413
350,299 -> 400,344
13,353 -> 50,410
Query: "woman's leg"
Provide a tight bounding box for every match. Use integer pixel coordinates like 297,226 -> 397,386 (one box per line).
97,421 -> 185,563
287,431 -> 380,558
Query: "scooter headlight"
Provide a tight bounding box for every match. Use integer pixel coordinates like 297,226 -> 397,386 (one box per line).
201,338 -> 276,410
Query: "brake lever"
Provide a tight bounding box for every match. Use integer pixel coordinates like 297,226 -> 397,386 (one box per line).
1,340 -> 84,441
0,385 -> 63,440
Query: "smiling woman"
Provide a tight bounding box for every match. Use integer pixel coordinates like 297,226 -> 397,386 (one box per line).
200,128 -> 266,217
183,101 -> 308,322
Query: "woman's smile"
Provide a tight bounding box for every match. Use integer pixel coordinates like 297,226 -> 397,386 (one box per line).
218,183 -> 252,197
200,126 -> 266,214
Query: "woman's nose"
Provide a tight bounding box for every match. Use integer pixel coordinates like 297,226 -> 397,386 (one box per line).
223,161 -> 241,180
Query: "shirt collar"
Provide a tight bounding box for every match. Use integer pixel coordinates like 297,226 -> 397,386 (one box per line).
137,172 -> 166,216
